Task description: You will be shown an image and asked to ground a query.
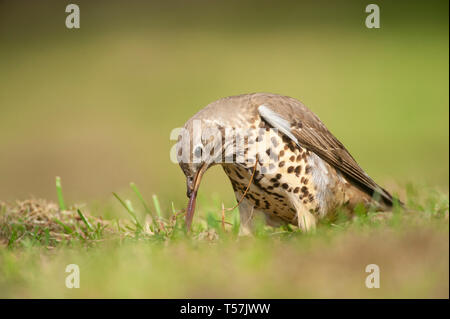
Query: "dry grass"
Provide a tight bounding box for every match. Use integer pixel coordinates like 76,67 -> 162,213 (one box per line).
0,199 -> 113,247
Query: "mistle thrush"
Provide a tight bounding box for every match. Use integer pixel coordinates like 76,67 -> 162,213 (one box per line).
176,93 -> 396,234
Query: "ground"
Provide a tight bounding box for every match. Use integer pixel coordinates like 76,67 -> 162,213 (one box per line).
0,182 -> 448,298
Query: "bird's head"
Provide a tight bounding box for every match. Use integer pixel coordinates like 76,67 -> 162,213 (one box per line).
176,116 -> 228,231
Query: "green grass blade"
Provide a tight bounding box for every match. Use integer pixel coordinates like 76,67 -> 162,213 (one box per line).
77,209 -> 93,232
152,194 -> 162,218
54,218 -> 73,234
112,192 -> 143,230
125,200 -> 135,216
130,182 -> 154,218
55,176 -> 66,211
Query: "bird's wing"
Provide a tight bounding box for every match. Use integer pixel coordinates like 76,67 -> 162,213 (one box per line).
255,95 -> 393,206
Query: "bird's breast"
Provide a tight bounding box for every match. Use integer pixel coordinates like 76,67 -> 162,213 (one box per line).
221,121 -> 348,224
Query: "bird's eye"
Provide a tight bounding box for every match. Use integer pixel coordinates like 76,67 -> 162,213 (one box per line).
194,145 -> 203,158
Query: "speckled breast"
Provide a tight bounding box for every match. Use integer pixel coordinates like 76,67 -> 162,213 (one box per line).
222,120 -> 348,225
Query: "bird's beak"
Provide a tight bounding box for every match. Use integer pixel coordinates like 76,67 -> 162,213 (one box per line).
185,163 -> 207,232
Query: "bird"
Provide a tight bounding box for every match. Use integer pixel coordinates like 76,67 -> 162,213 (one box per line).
176,93 -> 397,234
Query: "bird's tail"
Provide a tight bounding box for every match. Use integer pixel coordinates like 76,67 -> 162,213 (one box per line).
373,185 -> 404,210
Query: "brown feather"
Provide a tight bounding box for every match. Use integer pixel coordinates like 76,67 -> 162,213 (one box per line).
250,93 -> 394,206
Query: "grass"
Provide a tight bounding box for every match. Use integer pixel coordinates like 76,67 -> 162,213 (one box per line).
0,178 -> 448,298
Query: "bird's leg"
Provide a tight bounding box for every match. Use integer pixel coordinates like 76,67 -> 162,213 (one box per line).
234,194 -> 255,236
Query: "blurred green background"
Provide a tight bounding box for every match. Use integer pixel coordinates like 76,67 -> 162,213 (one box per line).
0,0 -> 448,212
